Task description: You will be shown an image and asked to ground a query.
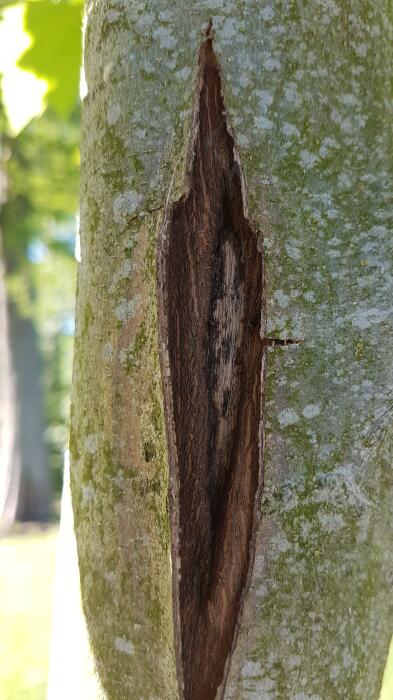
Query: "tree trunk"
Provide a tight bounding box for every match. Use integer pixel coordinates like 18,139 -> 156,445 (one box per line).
71,2 -> 393,698
8,301 -> 50,522
0,252 -> 18,533
0,290 -> 50,531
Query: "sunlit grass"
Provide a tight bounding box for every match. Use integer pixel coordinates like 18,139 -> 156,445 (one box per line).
0,527 -> 58,700
380,634 -> 393,700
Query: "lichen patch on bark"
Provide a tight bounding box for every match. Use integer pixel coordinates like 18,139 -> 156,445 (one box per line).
157,27 -> 265,700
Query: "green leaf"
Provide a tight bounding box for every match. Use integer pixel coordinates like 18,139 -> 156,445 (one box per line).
0,1 -> 20,9
18,0 -> 83,117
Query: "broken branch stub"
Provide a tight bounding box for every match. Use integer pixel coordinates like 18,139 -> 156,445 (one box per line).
157,31 -> 265,700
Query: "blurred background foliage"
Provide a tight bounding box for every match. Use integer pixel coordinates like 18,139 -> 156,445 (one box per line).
0,2 -> 83,697
0,0 -> 82,503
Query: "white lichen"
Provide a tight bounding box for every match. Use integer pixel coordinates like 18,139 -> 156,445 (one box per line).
82,482 -> 95,505
282,122 -> 300,137
261,6 -> 275,21
107,103 -> 121,126
101,342 -> 114,362
303,404 -> 321,419
254,116 -> 274,130
114,636 -> 135,655
278,408 -> 300,427
113,191 -> 142,224
84,433 -> 100,454
241,660 -> 263,677
115,295 -> 141,322
300,149 -> 318,169
152,27 -> 176,49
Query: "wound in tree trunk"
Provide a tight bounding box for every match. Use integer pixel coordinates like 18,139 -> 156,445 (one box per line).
157,28 -> 265,700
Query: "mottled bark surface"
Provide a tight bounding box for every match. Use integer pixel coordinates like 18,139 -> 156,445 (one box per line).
71,1 -> 393,699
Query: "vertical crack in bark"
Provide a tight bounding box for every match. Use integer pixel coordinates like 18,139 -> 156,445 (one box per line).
157,29 -> 265,700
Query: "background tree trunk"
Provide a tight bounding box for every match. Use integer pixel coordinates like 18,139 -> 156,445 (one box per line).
9,300 -> 50,522
0,251 -> 19,533
71,1 -> 393,698
0,291 -> 50,531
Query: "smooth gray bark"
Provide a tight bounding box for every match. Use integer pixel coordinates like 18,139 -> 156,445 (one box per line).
71,2 -> 393,698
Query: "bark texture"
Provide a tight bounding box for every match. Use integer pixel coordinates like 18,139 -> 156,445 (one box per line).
71,2 -> 393,699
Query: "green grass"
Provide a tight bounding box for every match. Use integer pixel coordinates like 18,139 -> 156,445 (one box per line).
1,525 -> 392,699
0,527 -> 58,700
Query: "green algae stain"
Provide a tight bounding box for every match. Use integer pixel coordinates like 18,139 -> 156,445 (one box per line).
69,420 -> 80,463
124,321 -> 148,375
82,301 -> 94,336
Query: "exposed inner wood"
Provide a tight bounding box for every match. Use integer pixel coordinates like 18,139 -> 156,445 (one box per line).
157,34 -> 264,700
